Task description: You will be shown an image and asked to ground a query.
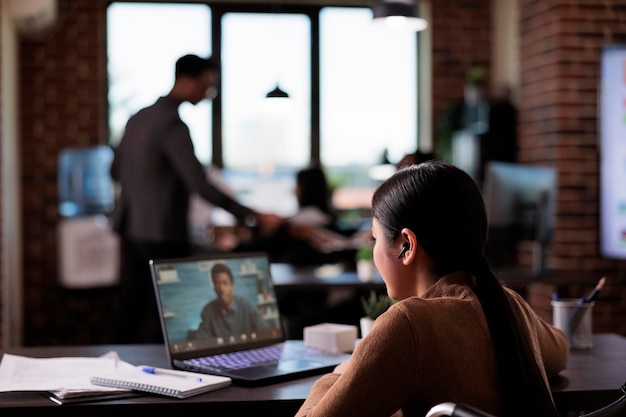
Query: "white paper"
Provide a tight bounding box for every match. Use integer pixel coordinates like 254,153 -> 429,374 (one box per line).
0,351 -> 135,398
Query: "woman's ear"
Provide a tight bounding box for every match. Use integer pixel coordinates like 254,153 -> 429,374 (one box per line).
398,228 -> 418,264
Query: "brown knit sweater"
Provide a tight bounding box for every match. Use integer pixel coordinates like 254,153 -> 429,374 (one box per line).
295,272 -> 568,417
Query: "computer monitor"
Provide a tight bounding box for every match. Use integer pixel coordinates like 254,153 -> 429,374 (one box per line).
599,44 -> 626,260
482,161 -> 557,273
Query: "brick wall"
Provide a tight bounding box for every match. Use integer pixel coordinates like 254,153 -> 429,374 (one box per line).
18,0 -> 107,345
431,0 -> 492,143
518,0 -> 626,334
519,0 -> 626,271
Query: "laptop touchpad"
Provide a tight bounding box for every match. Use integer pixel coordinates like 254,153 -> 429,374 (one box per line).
277,359 -> 323,372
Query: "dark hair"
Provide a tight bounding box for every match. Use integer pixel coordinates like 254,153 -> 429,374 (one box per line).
296,165 -> 335,219
396,150 -> 435,170
372,160 -> 558,417
175,54 -> 218,79
210,263 -> 233,283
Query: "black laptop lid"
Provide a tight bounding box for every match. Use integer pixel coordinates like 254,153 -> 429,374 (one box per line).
150,252 -> 286,362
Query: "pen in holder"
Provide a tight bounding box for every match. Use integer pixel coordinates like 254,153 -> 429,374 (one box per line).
551,299 -> 594,349
551,277 -> 605,350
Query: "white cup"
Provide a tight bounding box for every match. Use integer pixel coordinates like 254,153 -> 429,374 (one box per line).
551,299 -> 594,349
356,260 -> 376,283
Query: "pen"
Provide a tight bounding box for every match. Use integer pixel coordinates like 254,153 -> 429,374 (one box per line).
567,276 -> 607,338
140,366 -> 204,382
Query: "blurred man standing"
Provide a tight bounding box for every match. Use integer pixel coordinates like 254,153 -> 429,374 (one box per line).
110,54 -> 280,343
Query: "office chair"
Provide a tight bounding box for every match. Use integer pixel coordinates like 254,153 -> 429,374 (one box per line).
425,402 -> 495,417
425,381 -> 626,417
581,381 -> 626,417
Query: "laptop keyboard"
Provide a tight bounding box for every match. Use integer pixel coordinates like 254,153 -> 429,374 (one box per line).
187,344 -> 325,371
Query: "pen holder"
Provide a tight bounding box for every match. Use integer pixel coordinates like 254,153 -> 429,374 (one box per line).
551,299 -> 594,349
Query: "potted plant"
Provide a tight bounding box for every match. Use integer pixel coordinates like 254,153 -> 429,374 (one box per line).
359,290 -> 393,338
355,245 -> 375,282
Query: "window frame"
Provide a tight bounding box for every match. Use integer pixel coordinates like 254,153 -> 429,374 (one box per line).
106,1 -> 423,169
209,3 -> 328,168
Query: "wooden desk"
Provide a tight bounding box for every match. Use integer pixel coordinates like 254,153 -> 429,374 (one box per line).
270,264 -> 597,297
494,267 -> 600,291
270,263 -> 386,292
270,263 -> 387,339
269,264 -> 600,297
0,334 -> 624,416
550,333 -> 626,412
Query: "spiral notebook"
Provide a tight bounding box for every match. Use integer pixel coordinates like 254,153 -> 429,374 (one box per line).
90,366 -> 231,399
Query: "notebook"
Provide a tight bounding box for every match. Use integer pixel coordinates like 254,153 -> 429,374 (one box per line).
90,365 -> 231,398
149,252 -> 352,385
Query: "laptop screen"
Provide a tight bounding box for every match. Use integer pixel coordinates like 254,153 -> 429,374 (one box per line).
150,252 -> 285,359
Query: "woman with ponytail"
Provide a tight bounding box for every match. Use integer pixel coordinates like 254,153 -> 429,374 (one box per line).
295,160 -> 568,417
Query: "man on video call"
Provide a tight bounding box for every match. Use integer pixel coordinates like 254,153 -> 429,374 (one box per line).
189,262 -> 266,341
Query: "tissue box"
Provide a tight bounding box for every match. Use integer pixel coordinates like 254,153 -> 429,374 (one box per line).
303,323 -> 358,353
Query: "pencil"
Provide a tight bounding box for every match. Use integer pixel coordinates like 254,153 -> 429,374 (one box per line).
582,277 -> 606,304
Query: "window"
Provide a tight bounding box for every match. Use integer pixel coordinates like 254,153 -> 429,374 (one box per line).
220,12 -> 311,215
107,3 -> 212,163
320,7 -> 417,173
222,12 -> 311,172
320,7 -> 418,210
107,2 -> 419,217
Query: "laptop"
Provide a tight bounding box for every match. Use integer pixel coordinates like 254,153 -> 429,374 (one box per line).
149,252 -> 352,385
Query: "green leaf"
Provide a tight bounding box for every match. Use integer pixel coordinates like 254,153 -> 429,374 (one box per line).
360,290 -> 393,320
356,245 -> 373,261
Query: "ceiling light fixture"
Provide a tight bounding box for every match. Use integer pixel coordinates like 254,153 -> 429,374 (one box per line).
266,83 -> 289,99
372,0 -> 428,32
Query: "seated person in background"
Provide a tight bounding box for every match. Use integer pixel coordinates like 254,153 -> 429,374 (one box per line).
188,262 -> 266,340
236,164 -> 358,338
295,160 -> 568,417
289,164 -> 337,229
396,149 -> 435,170
235,164 -> 350,266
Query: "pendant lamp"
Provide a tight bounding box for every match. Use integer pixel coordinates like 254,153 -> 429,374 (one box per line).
266,84 -> 289,98
372,0 -> 428,32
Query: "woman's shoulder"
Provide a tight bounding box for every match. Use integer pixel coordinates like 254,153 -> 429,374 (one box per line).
387,285 -> 482,328
501,285 -> 542,320
392,291 -> 473,312
371,292 -> 489,354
